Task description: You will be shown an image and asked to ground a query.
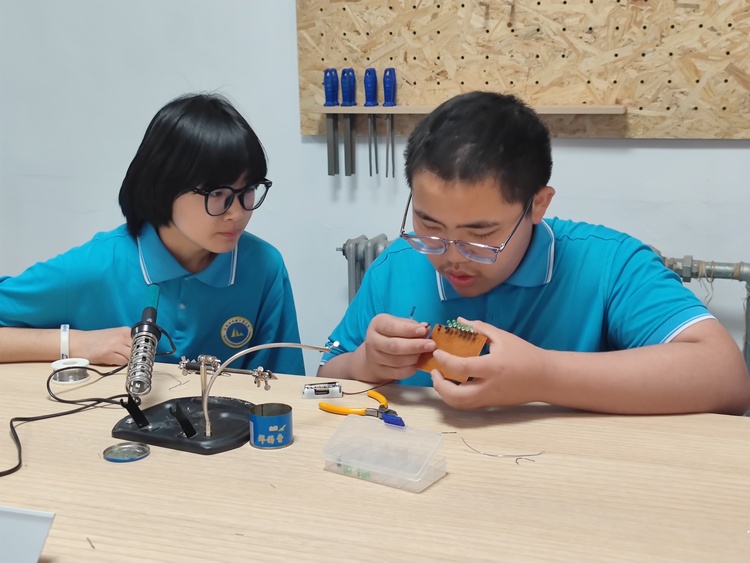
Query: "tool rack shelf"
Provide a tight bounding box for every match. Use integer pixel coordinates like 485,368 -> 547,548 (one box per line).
314,104 -> 627,177
317,105 -> 626,116
299,1 -> 750,139
318,104 -> 627,176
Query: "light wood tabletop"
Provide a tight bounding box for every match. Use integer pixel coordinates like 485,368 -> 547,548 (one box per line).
1,362 -> 749,562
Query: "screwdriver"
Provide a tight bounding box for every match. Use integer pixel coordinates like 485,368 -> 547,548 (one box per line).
383,68 -> 396,178
323,68 -> 339,176
341,68 -> 356,177
364,68 -> 379,177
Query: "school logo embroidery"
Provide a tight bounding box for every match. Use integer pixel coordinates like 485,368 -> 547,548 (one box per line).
221,317 -> 254,348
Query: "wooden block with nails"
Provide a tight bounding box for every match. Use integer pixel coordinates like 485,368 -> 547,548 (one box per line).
415,323 -> 488,383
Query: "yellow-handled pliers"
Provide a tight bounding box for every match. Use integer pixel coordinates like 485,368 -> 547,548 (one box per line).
319,390 -> 404,426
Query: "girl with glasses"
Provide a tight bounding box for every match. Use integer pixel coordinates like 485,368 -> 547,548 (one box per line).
0,93 -> 304,375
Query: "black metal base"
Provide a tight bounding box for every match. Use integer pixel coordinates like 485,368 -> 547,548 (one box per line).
111,396 -> 254,455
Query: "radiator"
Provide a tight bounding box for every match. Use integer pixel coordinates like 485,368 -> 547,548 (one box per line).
338,234 -> 391,301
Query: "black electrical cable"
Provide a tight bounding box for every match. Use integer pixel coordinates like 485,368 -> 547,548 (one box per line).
1,322 -> 179,477
45,364 -> 128,406
0,364 -> 132,478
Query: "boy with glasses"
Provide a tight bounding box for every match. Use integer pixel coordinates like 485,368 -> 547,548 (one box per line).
0,93 -> 304,374
318,91 -> 750,415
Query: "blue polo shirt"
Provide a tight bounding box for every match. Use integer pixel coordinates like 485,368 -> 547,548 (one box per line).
321,218 -> 712,386
0,224 -> 304,374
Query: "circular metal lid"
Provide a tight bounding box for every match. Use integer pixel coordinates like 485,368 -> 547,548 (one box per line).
103,442 -> 150,463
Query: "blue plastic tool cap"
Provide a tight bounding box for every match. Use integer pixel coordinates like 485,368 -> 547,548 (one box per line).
382,413 -> 405,427
324,68 -> 339,107
364,68 -> 378,107
341,68 -> 356,107
383,68 -> 396,107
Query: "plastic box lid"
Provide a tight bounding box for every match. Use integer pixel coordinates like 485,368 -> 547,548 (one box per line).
323,415 -> 446,492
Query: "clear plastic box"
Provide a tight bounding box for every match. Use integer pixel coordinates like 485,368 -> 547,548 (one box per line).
322,415 -> 446,493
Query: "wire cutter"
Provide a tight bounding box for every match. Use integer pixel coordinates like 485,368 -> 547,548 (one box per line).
319,390 -> 404,427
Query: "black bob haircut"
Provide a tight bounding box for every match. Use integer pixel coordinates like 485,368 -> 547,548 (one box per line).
119,93 -> 267,237
404,91 -> 552,204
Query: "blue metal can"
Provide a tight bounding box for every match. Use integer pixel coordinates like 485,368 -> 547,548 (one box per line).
248,403 -> 293,449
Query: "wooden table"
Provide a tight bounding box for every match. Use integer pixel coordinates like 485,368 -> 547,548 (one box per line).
1,362 -> 749,562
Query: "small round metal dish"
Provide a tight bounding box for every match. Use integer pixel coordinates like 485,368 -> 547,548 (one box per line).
102,442 -> 151,463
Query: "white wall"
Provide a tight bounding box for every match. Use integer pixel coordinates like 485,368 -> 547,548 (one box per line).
1,0 -> 748,375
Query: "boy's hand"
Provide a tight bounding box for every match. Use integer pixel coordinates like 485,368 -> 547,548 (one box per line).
70,327 -> 133,366
359,313 -> 437,382
429,318 -> 547,408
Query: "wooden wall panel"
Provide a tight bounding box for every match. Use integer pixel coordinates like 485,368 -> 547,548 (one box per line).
296,0 -> 750,139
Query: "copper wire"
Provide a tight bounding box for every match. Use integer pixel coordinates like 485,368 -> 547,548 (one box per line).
461,437 -> 544,464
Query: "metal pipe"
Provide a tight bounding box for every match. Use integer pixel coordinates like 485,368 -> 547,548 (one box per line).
660,254 -> 750,372
661,256 -> 750,284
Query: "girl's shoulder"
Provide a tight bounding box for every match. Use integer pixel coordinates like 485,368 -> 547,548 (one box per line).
235,232 -> 286,271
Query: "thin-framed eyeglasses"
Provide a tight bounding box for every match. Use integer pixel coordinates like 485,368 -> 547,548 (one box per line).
398,191 -> 534,264
192,179 -> 272,216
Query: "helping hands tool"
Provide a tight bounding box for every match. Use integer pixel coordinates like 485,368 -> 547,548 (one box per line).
341,67 -> 357,176
364,68 -> 379,176
323,68 -> 340,176
383,68 -> 396,178
319,389 -> 404,427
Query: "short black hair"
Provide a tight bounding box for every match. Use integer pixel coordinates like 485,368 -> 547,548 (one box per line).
404,91 -> 552,203
119,93 -> 267,237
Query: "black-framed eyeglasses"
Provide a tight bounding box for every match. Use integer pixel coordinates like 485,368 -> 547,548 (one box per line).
398,192 -> 533,264
192,179 -> 272,216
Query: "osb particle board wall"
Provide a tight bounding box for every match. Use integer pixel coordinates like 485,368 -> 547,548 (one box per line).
296,0 -> 750,139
